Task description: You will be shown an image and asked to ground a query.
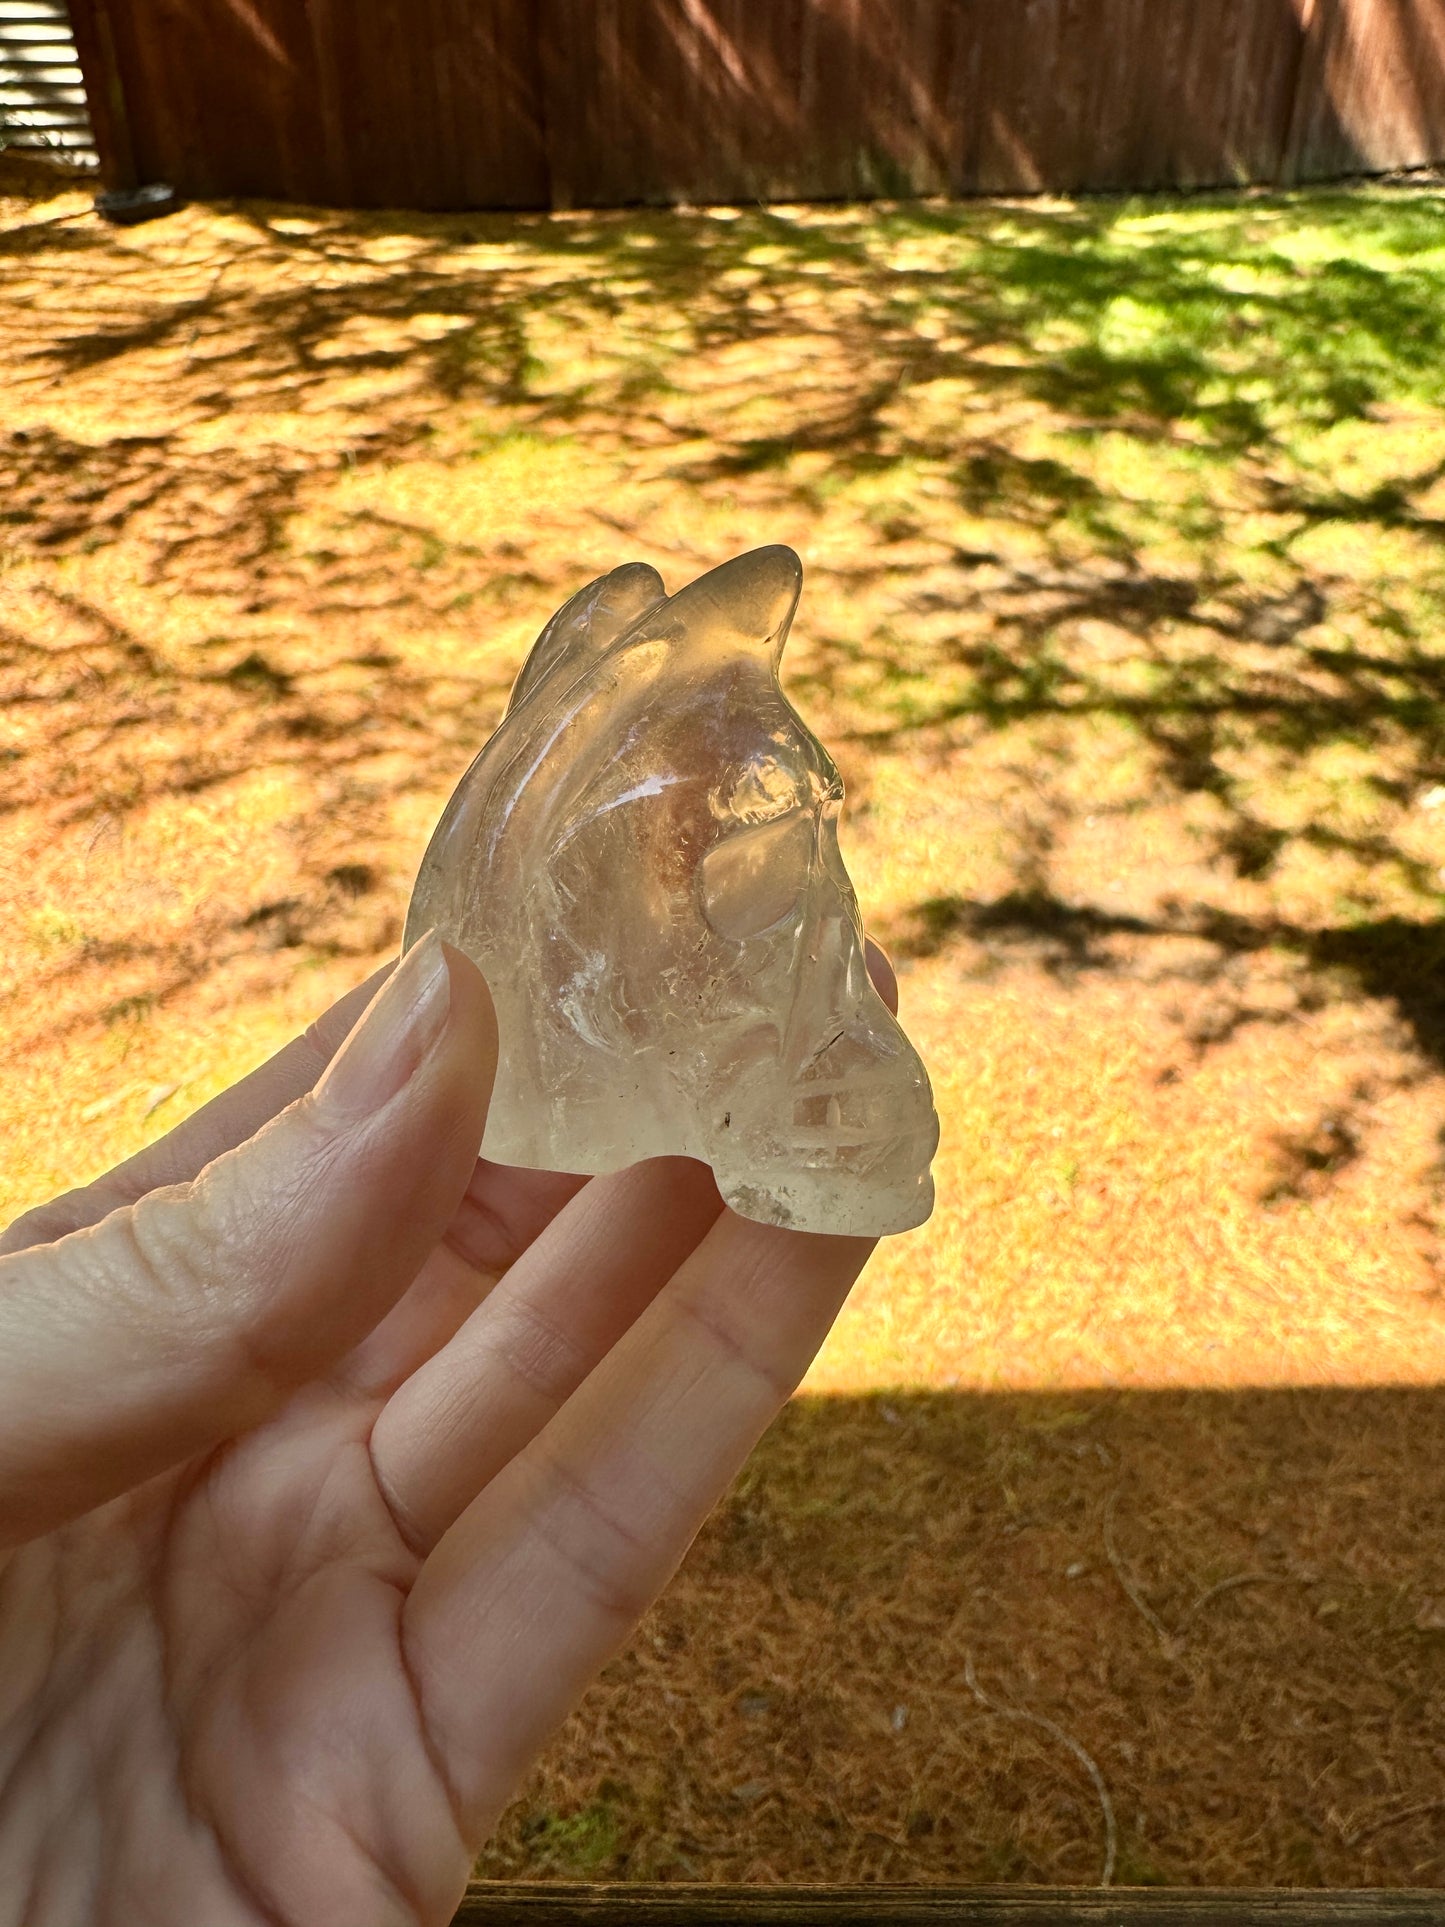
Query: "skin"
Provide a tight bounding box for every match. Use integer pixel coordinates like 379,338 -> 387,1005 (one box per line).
0,935 -> 900,1927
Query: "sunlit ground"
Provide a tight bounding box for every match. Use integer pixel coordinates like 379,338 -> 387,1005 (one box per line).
4,154 -> 1445,1883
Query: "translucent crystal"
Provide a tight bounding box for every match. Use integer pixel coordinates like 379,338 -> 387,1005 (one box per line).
404,546 -> 938,1236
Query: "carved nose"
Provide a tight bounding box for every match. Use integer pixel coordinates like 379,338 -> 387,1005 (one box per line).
787,1016 -> 936,1148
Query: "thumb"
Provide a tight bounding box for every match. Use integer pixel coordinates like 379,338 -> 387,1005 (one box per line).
0,934 -> 496,1549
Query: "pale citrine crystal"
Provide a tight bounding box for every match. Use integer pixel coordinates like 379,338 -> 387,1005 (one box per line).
405,546 -> 938,1235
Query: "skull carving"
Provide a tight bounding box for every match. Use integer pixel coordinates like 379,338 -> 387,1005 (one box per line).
404,546 -> 938,1235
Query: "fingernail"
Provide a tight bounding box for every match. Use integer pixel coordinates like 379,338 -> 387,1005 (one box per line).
315,931 -> 451,1123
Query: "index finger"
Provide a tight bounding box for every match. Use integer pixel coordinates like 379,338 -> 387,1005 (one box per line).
0,965 -> 392,1255
3,938 -> 900,1259
400,1211 -> 875,1838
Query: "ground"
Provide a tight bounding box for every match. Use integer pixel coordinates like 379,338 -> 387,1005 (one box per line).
3,150 -> 1445,1886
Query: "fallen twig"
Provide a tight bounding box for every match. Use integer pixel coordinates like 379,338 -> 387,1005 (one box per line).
963,1651 -> 1117,1888
1180,1570 -> 1293,1627
1102,1485 -> 1178,1656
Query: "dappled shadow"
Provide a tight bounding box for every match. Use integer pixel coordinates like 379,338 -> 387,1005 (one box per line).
479,1386 -> 1445,1887
885,889 -> 1445,1072
3,165 -> 1445,1160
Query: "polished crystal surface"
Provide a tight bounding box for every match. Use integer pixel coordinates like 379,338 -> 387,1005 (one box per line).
404,546 -> 938,1235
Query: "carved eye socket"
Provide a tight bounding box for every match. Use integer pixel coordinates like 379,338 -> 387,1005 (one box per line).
700,808 -> 814,940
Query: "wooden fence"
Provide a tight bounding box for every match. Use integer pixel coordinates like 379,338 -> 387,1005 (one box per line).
68,0 -> 1445,211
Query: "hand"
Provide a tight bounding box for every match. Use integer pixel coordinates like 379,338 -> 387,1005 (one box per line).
0,936 -> 890,1927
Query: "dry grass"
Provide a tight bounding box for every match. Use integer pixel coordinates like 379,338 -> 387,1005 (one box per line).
482,1387 -> 1445,1887
4,150 -> 1445,1885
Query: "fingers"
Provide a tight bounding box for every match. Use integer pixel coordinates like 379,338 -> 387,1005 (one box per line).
401,1212 -> 872,1835
340,932 -> 902,1402
366,936 -> 899,1538
369,1156 -> 724,1552
0,964 -> 393,1256
0,937 -> 495,1548
334,1158 -> 593,1401
441,1158 -> 591,1283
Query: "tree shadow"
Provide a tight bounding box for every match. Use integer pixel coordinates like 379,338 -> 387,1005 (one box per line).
479,1385 -> 1445,1888
4,161 -> 1445,1080
886,889 -> 1445,1073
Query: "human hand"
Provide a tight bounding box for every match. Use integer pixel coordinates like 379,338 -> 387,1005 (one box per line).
0,935 -> 892,1926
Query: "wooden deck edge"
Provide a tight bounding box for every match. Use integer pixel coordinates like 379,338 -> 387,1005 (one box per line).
455,1882 -> 1444,1924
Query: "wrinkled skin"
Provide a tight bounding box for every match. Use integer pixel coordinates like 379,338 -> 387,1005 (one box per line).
407,547 -> 938,1236
0,938 -> 896,1927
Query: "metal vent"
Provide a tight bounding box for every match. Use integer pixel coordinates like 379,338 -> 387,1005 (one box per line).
0,0 -> 96,167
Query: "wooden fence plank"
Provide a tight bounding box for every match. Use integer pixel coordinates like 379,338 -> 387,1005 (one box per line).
541,0 -> 814,209
68,0 -> 548,206
793,0 -> 957,199
451,1885 -> 1445,1925
966,0 -> 1307,194
1286,0 -> 1445,182
61,0 -> 132,184
538,0 -> 1311,206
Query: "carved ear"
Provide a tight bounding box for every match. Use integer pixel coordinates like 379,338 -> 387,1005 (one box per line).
652,545 -> 802,671
507,561 -> 666,715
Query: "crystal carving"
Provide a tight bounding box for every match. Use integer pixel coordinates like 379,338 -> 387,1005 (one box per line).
404,546 -> 937,1236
